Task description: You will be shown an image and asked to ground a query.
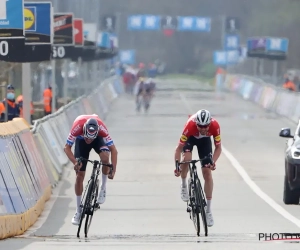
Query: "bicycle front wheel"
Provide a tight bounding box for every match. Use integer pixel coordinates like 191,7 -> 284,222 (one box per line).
195,177 -> 208,236
189,178 -> 200,236
77,179 -> 94,238
84,179 -> 99,236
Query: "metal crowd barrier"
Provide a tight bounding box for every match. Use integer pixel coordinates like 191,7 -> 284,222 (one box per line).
222,74 -> 300,124
0,75 -> 123,239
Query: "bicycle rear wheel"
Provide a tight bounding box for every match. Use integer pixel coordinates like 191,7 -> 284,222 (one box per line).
84,179 -> 99,236
188,178 -> 200,236
195,177 -> 208,236
77,179 -> 93,238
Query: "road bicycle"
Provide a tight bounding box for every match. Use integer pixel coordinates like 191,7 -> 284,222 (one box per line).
176,154 -> 213,237
136,92 -> 152,113
76,157 -> 113,238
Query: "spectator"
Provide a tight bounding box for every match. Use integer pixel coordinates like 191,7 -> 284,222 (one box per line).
282,78 -> 296,91
16,94 -> 34,124
0,84 -> 20,122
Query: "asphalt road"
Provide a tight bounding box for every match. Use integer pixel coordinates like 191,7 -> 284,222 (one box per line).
1,87 -> 300,249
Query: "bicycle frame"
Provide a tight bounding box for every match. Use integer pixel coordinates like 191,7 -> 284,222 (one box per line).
76,157 -> 113,238
176,155 -> 212,237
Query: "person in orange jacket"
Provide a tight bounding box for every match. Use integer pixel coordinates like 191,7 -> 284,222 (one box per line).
43,86 -> 53,116
282,78 -> 296,91
0,84 -> 20,122
16,94 -> 34,124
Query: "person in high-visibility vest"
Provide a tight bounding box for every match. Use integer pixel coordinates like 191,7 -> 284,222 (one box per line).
0,84 -> 20,122
43,86 -> 52,116
16,94 -> 34,124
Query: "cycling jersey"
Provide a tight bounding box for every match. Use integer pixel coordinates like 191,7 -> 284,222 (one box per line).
179,114 -> 221,146
66,114 -> 114,147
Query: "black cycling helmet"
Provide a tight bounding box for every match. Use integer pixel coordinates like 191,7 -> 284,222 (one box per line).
83,118 -> 99,140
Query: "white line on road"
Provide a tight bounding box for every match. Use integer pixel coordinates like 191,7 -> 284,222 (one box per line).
179,92 -> 300,228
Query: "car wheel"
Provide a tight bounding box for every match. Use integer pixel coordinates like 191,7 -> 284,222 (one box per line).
283,175 -> 300,205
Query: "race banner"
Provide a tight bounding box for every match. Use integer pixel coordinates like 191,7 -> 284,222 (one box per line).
68,18 -> 84,61
0,0 -> 24,37
0,0 -> 25,62
52,13 -> 74,60
83,23 -> 97,47
74,18 -> 83,46
15,2 -> 53,62
24,2 -> 52,45
247,37 -> 267,58
53,13 -> 74,45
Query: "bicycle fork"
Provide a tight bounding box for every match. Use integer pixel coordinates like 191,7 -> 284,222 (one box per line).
186,178 -> 195,214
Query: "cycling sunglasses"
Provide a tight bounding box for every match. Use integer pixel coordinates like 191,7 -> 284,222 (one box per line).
196,123 -> 210,129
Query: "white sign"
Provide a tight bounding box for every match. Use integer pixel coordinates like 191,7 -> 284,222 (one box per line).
0,0 -> 8,20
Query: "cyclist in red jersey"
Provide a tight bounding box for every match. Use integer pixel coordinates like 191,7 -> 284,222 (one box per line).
64,114 -> 118,225
174,109 -> 222,227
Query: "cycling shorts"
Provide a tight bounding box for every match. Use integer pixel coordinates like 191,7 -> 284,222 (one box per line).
182,136 -> 212,164
74,137 -> 110,171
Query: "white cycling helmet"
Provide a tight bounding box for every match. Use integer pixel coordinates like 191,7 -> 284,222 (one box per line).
195,109 -> 211,126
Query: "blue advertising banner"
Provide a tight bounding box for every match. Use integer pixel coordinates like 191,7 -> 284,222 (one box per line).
24,2 -> 52,44
97,31 -> 111,48
177,16 -> 211,32
214,50 -> 239,66
127,15 -> 161,30
224,34 -> 240,50
247,36 -> 288,60
214,51 -> 227,66
0,0 -> 24,37
265,37 -> 289,54
119,50 -> 136,64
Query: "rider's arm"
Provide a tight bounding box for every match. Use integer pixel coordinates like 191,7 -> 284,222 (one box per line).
212,125 -> 222,164
174,143 -> 184,163
108,144 -> 118,172
64,143 -> 77,165
64,122 -> 80,165
98,124 -> 118,172
174,133 -> 189,163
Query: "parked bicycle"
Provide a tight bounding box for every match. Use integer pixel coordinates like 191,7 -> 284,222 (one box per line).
176,154 -> 213,236
75,157 -> 113,238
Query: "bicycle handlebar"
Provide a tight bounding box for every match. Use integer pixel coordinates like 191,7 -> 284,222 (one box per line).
176,154 -> 213,169
76,157 -> 113,168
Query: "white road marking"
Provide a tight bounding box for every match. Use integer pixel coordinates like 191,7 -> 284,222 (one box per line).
179,92 -> 300,228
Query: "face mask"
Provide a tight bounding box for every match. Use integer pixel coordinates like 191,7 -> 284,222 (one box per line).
7,93 -> 15,100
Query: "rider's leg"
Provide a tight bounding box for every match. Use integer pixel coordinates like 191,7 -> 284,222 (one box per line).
181,137 -> 195,202
196,137 -> 214,226
72,138 -> 91,225
93,138 -> 111,204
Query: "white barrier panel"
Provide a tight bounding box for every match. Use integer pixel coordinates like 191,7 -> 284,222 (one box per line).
0,75 -> 123,239
222,74 -> 300,123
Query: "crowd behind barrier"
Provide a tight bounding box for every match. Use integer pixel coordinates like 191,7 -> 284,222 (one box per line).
221,74 -> 300,124
0,75 -> 123,239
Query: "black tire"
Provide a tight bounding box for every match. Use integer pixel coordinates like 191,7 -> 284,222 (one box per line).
283,175 -> 300,205
77,179 -> 94,238
195,177 -> 208,236
189,178 -> 200,236
84,179 -> 99,236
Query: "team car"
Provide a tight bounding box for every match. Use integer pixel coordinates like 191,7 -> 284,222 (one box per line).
279,123 -> 300,205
